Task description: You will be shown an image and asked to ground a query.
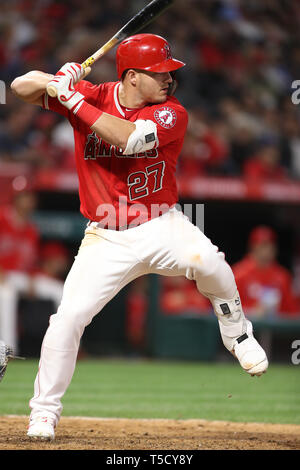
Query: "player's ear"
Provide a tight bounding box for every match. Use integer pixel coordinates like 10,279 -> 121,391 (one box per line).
126,69 -> 138,86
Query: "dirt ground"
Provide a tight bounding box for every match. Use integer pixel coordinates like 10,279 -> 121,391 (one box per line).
0,415 -> 300,450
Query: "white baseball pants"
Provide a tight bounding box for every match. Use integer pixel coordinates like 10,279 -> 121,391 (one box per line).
29,207 -> 239,422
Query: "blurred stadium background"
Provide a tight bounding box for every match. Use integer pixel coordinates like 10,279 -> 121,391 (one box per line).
1,0 -> 300,377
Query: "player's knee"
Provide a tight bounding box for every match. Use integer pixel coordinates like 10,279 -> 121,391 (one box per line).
52,303 -> 95,331
44,307 -> 91,351
190,243 -> 225,279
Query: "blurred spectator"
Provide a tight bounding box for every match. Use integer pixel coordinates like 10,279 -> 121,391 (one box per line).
179,109 -> 230,177
218,97 -> 258,174
126,276 -> 148,351
31,241 -> 70,308
160,276 -> 211,315
279,114 -> 300,179
0,184 -> 70,352
0,186 -> 40,352
0,103 -> 39,164
50,119 -> 76,170
0,187 -> 39,275
0,104 -> 73,169
292,240 -> 300,308
243,140 -> 288,182
233,226 -> 300,318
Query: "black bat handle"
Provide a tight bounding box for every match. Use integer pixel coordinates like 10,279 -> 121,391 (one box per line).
116,0 -> 174,41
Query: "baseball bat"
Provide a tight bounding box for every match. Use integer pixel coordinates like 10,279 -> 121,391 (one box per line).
47,0 -> 174,97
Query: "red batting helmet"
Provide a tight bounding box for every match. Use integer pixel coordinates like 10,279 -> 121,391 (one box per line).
116,33 -> 185,79
248,226 -> 277,247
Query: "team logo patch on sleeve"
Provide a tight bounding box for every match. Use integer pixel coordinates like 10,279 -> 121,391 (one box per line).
154,107 -> 177,129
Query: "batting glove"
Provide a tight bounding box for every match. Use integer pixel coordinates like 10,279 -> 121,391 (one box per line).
47,62 -> 90,112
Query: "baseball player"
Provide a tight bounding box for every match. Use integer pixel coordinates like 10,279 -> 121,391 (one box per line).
11,34 -> 268,441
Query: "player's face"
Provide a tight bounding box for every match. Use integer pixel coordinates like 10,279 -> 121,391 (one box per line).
135,70 -> 173,103
251,242 -> 277,265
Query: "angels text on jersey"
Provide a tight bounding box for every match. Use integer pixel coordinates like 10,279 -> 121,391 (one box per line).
84,132 -> 158,160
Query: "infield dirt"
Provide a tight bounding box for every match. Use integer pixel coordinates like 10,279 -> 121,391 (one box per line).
0,416 -> 300,450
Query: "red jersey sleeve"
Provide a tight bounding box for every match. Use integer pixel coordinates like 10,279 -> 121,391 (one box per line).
42,79 -> 102,119
139,97 -> 188,148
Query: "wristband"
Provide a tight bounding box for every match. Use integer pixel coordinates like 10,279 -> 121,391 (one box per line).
74,100 -> 103,128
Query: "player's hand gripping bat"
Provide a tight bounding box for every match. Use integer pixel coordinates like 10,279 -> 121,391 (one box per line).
47,0 -> 174,98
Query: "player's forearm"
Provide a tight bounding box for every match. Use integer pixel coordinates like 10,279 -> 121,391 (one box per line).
91,113 -> 136,150
44,62 -> 137,150
11,71 -> 53,103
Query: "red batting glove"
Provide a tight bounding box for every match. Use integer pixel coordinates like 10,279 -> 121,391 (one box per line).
47,62 -> 86,111
48,62 -> 103,127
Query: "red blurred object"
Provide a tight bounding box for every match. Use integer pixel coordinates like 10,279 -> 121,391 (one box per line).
233,255 -> 300,316
160,276 -> 211,314
40,242 -> 69,261
180,129 -> 229,177
248,226 -> 277,247
43,2 -> 69,20
126,277 -> 148,348
34,112 -> 57,130
0,205 -> 39,273
197,39 -> 224,70
126,292 -> 147,348
243,153 -> 287,181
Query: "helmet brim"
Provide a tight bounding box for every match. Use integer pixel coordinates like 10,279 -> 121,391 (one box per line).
143,58 -> 185,73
